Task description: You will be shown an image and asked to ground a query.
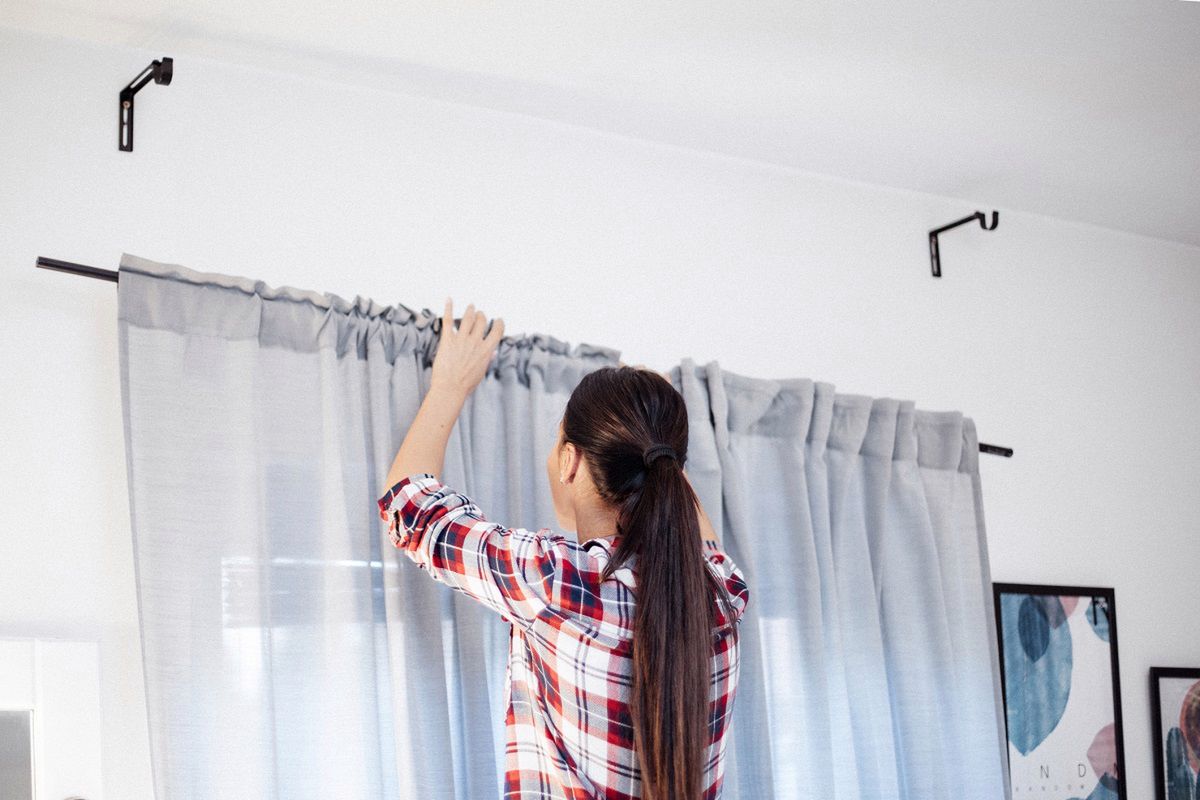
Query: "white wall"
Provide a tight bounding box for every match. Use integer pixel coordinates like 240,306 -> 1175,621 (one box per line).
2,25 -> 1197,800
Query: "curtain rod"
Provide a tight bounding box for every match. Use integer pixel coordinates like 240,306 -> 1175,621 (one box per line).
37,256 -> 118,282
34,255 -> 1015,458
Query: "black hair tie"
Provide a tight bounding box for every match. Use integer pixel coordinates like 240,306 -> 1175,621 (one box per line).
642,443 -> 678,468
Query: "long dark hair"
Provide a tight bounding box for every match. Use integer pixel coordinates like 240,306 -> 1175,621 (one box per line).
561,365 -> 740,800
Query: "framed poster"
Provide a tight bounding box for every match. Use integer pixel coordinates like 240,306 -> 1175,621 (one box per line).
1149,666 -> 1200,800
993,583 -> 1127,800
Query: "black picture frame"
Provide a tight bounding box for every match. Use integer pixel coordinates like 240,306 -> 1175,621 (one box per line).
1149,666 -> 1200,800
992,582 -> 1128,800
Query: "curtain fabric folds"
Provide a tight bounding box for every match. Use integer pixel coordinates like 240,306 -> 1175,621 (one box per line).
118,252 -> 1008,799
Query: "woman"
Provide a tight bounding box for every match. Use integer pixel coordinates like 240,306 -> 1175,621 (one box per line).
378,299 -> 750,799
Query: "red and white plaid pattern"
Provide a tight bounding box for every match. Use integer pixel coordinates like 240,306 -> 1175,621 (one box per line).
378,472 -> 750,799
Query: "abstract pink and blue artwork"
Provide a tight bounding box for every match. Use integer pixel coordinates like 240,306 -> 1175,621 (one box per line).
993,583 -> 1127,800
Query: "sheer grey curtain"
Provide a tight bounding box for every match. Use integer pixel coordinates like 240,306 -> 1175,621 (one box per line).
118,252 -> 1008,800
675,363 -> 1010,799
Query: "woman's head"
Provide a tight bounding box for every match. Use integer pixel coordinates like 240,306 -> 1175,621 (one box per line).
545,366 -> 687,536
545,365 -> 737,800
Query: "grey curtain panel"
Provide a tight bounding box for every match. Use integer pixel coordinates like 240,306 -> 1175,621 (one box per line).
676,366 -> 1010,800
118,252 -> 1008,800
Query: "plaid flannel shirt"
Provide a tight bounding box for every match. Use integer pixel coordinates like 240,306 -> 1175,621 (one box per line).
377,472 -> 750,799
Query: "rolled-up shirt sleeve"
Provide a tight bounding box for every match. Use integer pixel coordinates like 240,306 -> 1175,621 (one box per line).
702,538 -> 751,625
377,472 -> 560,630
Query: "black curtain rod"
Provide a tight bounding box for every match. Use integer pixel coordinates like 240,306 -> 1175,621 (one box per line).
35,255 -> 1015,458
37,256 -> 119,282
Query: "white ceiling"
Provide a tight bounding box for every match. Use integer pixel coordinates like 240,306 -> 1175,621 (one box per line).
6,0 -> 1199,247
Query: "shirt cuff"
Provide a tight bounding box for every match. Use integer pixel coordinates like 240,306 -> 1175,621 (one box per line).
376,470 -> 439,506
377,472 -> 439,524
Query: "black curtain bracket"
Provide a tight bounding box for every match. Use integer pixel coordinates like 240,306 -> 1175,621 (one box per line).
929,210 -> 998,278
119,57 -> 173,152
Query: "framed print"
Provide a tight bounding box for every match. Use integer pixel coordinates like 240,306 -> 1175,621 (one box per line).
993,583 -> 1127,800
1149,666 -> 1200,800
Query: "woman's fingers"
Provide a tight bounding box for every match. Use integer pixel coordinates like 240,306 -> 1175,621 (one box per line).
443,299 -> 502,350
484,316 -> 505,345
465,308 -> 491,342
442,300 -> 487,339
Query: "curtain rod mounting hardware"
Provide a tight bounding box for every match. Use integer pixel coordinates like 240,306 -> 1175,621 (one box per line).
120,57 -> 173,152
33,255 -> 1013,457
929,210 -> 999,278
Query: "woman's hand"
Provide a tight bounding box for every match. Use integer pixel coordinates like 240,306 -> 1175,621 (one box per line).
432,298 -> 505,401
382,298 -> 504,488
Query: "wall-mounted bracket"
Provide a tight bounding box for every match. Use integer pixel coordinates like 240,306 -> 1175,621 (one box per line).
119,57 -> 173,152
929,210 -> 998,277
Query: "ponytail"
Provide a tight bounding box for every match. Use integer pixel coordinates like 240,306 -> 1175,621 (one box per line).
563,365 -> 740,799
601,454 -> 740,799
